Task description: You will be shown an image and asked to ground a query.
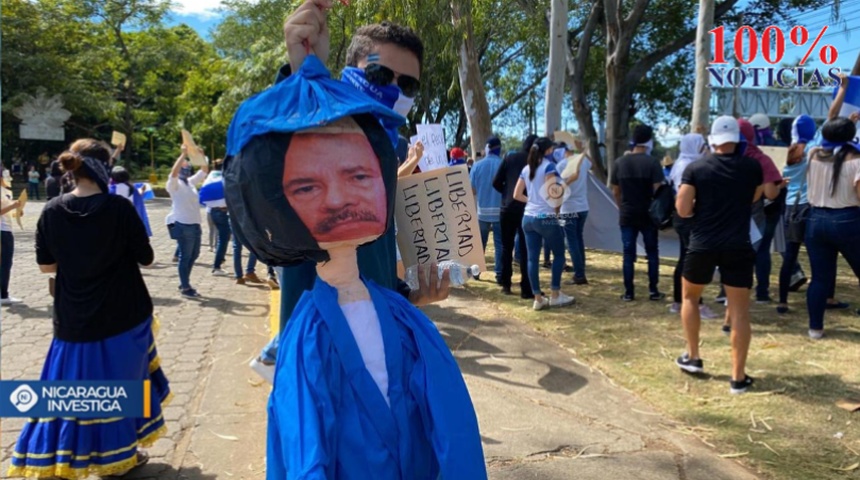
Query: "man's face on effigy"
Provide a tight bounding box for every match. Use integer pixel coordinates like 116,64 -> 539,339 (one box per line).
282,127 -> 387,245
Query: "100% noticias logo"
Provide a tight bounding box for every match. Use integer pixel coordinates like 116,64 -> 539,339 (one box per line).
708,25 -> 843,89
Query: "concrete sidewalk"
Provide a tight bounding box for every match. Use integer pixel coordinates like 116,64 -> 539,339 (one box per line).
1,199 -> 757,479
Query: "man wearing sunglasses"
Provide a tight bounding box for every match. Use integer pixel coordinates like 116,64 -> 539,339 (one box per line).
249,0 -> 449,382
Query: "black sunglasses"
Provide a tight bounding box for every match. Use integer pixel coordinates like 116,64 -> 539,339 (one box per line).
364,63 -> 421,98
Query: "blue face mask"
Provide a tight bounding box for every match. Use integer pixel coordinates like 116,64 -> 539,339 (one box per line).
341,66 -> 414,148
341,67 -> 415,117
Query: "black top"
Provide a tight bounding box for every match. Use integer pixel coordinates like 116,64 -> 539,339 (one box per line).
493,151 -> 528,213
682,153 -> 763,252
36,193 -> 154,342
610,153 -> 665,227
45,176 -> 62,200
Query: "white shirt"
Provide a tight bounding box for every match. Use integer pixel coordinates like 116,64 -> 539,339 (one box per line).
557,156 -> 591,214
113,183 -> 135,204
807,152 -> 860,208
165,170 -> 206,225
520,159 -> 560,217
1,187 -> 13,232
341,300 -> 390,406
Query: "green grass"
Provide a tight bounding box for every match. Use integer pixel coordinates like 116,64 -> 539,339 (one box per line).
466,247 -> 860,479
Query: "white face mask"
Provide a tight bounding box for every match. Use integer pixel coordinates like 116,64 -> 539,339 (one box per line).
392,93 -> 415,117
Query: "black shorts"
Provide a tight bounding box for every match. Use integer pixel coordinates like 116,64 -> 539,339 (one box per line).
683,248 -> 755,289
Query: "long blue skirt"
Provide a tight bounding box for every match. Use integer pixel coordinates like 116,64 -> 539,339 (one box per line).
7,317 -> 171,479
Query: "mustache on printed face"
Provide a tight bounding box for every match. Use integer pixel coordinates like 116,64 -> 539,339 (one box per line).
315,209 -> 381,235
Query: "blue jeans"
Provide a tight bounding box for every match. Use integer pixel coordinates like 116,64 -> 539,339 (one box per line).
1,231 -> 13,298
522,215 -> 566,295
233,239 -> 258,278
210,209 -> 232,270
479,220 -> 503,281
754,213 -> 780,300
804,207 -> 860,331
561,211 -> 588,279
620,224 -> 660,297
28,182 -> 40,200
173,222 -> 202,290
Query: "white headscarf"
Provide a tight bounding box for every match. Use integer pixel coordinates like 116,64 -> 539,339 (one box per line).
669,133 -> 706,193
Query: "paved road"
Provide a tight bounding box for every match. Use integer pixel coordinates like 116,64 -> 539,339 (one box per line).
1,199 -> 271,479
1,198 -> 758,479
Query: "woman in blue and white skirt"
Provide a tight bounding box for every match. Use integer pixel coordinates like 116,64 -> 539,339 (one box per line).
8,138 -> 170,479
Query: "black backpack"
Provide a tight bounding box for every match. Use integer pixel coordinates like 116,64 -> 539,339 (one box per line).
649,182 -> 675,230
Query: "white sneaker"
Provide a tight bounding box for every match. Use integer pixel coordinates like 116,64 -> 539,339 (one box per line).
808,329 -> 824,340
549,292 -> 575,308
212,269 -> 229,277
533,297 -> 550,311
0,297 -> 22,306
250,357 -> 275,384
669,302 -> 680,314
699,304 -> 719,320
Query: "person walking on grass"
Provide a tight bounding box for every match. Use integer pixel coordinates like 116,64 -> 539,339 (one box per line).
166,145 -> 208,298
803,117 -> 860,339
470,136 -> 504,284
610,124 -> 666,302
554,136 -> 591,285
512,136 -> 575,311
668,133 -> 718,320
675,116 -> 763,394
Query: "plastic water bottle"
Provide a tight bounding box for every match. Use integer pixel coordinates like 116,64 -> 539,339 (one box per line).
404,262 -> 481,290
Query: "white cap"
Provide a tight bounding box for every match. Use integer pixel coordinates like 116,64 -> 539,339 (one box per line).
709,116 -> 740,146
749,113 -> 770,130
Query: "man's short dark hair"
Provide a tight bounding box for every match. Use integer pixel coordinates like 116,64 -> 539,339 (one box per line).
345,22 -> 424,68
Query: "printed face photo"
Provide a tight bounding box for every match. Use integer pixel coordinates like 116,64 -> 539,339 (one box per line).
282,130 -> 387,244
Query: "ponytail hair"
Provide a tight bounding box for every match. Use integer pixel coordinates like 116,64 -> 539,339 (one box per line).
526,144 -> 542,181
58,138 -> 112,182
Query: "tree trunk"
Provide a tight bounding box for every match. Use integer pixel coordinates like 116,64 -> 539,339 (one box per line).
451,0 -> 492,157
604,76 -> 632,182
544,0 -> 567,135
691,0 -> 715,133
567,1 -> 604,179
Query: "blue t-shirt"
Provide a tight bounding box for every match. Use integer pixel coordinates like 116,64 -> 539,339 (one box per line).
520,159 -> 559,217
783,161 -> 808,206
469,154 -> 503,222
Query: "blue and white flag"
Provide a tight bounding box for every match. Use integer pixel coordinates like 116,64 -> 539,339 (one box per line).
835,75 -> 860,118
199,171 -> 225,207
134,182 -> 155,201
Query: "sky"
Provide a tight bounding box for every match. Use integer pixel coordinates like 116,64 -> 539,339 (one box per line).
167,0 -> 860,146
166,0 -> 226,40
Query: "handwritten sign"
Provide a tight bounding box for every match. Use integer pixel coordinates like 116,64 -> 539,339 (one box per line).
111,131 -> 127,147
760,146 -> 789,171
395,165 -> 486,271
13,190 -> 27,229
415,124 -> 448,172
181,129 -> 207,167
560,153 -> 588,179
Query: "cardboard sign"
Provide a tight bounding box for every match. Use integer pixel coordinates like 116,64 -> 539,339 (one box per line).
554,130 -> 579,148
760,146 -> 789,172
14,190 -> 27,228
111,131 -> 126,147
415,124 -> 448,172
560,153 -> 587,179
395,165 -> 486,271
181,129 -> 207,167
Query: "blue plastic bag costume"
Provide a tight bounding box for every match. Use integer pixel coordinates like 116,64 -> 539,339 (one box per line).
223,56 -> 486,480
